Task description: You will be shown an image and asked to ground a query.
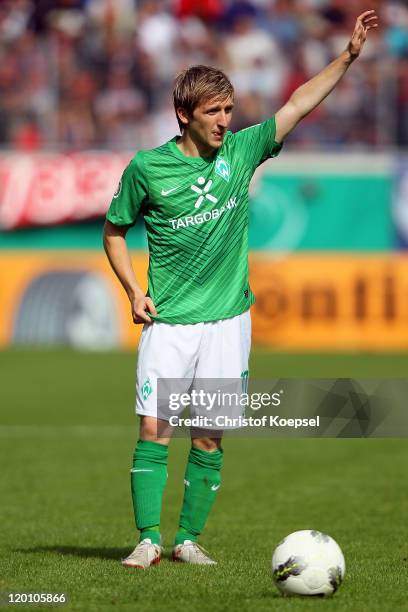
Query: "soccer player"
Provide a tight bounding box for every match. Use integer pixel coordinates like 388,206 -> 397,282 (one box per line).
103,10 -> 377,568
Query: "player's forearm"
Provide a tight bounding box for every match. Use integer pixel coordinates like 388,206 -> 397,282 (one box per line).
103,229 -> 144,301
289,49 -> 354,119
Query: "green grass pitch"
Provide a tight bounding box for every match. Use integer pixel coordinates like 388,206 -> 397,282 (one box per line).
1,349 -> 408,611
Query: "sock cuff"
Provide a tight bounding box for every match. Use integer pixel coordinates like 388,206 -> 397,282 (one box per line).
140,528 -> 161,545
134,439 -> 169,464
188,446 -> 223,470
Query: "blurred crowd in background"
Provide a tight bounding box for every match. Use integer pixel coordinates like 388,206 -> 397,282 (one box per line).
1,0 -> 408,151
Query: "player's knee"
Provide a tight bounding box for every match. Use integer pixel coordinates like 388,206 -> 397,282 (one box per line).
139,416 -> 172,443
191,437 -> 222,452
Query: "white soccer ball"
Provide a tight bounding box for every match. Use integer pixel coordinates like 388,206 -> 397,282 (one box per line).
272,530 -> 345,596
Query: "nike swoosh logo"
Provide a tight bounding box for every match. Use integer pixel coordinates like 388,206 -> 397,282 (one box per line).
211,484 -> 220,491
130,468 -> 153,473
161,187 -> 179,196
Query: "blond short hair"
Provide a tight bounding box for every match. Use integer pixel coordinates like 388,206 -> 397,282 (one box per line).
173,65 -> 234,131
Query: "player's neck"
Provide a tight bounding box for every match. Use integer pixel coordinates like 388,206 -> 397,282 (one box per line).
176,132 -> 216,159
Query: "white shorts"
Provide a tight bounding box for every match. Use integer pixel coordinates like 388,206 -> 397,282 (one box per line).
135,310 -> 251,418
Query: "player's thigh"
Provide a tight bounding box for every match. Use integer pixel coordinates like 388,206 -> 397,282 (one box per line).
192,310 -> 251,429
136,320 -> 203,418
195,309 -> 251,378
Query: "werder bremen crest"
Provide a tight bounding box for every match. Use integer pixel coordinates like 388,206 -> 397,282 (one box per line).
215,157 -> 231,182
141,378 -> 152,401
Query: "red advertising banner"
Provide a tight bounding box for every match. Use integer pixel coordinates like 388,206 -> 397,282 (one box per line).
0,152 -> 132,229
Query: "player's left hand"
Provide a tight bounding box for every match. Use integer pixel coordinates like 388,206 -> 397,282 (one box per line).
347,10 -> 378,60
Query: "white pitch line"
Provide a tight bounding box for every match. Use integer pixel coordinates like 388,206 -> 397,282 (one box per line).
0,424 -> 132,436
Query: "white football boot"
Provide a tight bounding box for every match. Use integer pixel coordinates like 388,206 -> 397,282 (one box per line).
172,540 -> 217,565
121,538 -> 162,568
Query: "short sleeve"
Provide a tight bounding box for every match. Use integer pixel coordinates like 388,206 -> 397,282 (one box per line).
106,152 -> 148,226
232,115 -> 282,171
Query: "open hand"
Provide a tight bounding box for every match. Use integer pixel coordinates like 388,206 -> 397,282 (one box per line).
348,10 -> 378,60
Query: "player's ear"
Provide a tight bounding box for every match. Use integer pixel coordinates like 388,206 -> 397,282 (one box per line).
176,107 -> 190,127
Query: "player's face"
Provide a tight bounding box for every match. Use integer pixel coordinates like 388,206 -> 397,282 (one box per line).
188,97 -> 234,151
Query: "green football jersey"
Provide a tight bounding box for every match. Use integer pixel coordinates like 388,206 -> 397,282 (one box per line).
106,116 -> 282,324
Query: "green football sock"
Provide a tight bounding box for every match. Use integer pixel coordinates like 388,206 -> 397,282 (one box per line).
131,439 -> 168,546
175,446 -> 223,545
139,525 -> 161,544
